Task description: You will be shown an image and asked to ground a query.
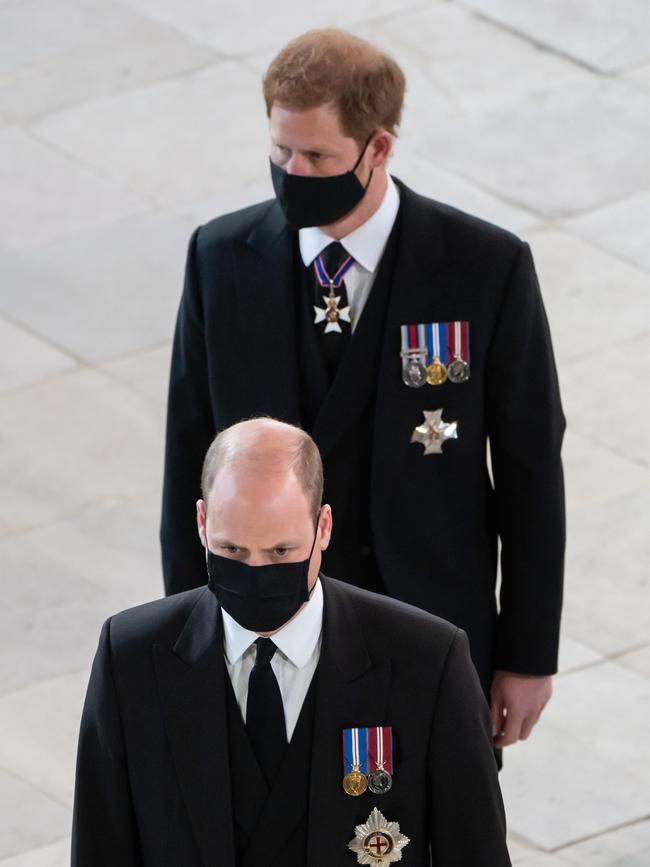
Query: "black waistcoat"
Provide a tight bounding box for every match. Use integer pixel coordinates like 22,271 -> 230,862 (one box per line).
295,215 -> 402,593
226,668 -> 318,867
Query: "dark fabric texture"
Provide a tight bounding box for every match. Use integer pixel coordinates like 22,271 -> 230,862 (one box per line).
245,638 -> 286,786
160,178 -> 566,690
71,577 -> 512,866
227,665 -> 317,866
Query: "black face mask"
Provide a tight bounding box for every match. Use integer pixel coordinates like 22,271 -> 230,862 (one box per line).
270,134 -> 374,229
206,516 -> 320,632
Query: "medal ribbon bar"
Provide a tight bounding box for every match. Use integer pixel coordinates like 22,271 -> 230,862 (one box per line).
343,727 -> 369,775
445,320 -> 470,364
425,322 -> 446,366
368,726 -> 393,774
400,324 -> 427,356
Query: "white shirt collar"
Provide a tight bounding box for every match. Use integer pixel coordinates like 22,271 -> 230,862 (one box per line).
221,576 -> 323,669
299,174 -> 400,273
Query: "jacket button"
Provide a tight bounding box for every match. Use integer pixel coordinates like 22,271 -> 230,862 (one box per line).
360,544 -> 372,556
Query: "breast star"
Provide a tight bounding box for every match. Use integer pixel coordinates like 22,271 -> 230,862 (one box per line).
411,409 -> 458,455
348,807 -> 410,864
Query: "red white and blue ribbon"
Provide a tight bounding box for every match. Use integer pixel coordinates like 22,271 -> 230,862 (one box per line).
400,324 -> 427,356
401,321 -> 470,365
425,322 -> 447,365
343,727 -> 369,775
314,253 -> 355,289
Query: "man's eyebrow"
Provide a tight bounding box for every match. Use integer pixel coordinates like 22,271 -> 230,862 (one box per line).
211,537 -> 247,548
271,138 -> 333,157
210,538 -> 301,548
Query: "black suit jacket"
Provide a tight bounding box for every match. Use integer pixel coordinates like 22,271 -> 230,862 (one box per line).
72,577 -> 511,866
161,179 -> 565,685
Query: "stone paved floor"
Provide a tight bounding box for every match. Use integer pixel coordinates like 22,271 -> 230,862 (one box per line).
1,1 -> 649,863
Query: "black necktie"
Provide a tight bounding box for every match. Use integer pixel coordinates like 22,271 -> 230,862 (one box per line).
312,241 -> 353,381
246,637 -> 287,785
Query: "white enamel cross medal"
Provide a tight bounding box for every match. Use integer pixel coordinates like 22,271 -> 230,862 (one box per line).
313,250 -> 354,334
411,409 -> 458,455
314,291 -> 351,333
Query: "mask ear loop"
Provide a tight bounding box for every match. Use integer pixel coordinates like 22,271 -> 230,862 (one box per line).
351,131 -> 376,189
306,506 -> 323,596
309,506 -> 322,556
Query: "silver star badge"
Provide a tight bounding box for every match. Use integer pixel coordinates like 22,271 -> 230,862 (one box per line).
348,807 -> 410,864
314,295 -> 351,333
411,409 -> 458,455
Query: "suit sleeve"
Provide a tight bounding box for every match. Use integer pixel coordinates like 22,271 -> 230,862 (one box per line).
428,629 -> 512,866
72,619 -> 143,867
486,241 -> 566,674
161,227 -> 216,595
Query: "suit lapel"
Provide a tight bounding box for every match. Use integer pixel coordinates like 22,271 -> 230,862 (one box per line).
307,578 -> 392,866
232,201 -> 302,424
372,180 -> 455,509
153,590 -> 235,867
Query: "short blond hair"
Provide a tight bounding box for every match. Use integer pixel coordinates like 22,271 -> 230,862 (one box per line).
263,28 -> 406,147
201,418 -> 324,522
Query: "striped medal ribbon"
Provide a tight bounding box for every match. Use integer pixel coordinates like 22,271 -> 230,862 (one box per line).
367,726 -> 393,795
446,320 -> 471,383
342,727 -> 368,797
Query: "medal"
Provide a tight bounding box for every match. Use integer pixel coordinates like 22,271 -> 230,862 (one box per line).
313,252 -> 354,334
399,325 -> 427,388
367,726 -> 393,795
411,409 -> 458,455
367,768 -> 392,795
348,807 -> 411,864
342,727 -> 369,797
446,321 -> 470,384
425,323 -> 447,386
343,766 -> 368,797
447,358 -> 470,383
314,293 -> 351,333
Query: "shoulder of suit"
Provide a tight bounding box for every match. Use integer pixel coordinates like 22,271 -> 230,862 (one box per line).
194,198 -> 277,250
105,587 -> 207,653
322,576 -> 460,652
395,176 -> 525,260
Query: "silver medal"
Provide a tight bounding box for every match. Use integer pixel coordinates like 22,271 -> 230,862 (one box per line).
402,355 -> 427,388
447,357 -> 470,384
367,767 -> 393,795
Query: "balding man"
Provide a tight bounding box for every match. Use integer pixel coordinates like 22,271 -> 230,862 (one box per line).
73,418 -> 511,867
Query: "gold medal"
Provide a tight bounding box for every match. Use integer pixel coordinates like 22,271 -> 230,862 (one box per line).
343,765 -> 368,797
426,356 -> 448,386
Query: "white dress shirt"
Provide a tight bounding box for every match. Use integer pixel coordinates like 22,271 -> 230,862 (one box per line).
221,577 -> 323,741
299,174 -> 401,332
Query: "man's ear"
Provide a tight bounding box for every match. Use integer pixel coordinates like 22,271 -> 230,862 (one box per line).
196,499 -> 207,549
370,130 -> 393,168
318,503 -> 333,551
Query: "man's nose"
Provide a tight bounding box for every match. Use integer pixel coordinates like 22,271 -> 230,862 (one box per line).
245,552 -> 268,567
285,153 -> 313,176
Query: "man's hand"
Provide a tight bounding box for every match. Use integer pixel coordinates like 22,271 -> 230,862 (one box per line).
490,671 -> 552,747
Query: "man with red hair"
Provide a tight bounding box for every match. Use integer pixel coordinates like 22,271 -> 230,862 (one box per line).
161,28 -> 565,758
